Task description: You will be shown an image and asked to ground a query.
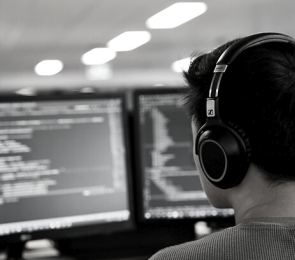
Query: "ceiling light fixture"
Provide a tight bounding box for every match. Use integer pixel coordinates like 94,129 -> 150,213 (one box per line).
107,31 -> 151,51
81,48 -> 117,65
146,2 -> 207,29
34,60 -> 63,76
171,57 -> 191,73
85,64 -> 113,81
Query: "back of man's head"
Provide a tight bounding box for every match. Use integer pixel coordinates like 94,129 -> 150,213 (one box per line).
184,36 -> 295,186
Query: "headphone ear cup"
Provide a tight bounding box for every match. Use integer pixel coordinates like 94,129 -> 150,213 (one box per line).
226,121 -> 251,163
196,122 -> 251,189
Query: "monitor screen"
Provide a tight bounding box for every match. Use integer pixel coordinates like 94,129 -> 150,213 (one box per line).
133,88 -> 234,221
0,92 -> 133,243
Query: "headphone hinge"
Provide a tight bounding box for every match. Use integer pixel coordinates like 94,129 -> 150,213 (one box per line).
214,65 -> 228,73
206,98 -> 216,118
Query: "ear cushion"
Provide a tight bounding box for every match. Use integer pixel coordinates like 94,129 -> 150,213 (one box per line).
196,121 -> 251,189
226,121 -> 251,163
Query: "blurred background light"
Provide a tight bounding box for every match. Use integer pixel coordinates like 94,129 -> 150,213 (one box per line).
107,31 -> 151,51
85,64 -> 113,80
171,57 -> 191,73
81,48 -> 117,65
34,60 -> 63,76
146,2 -> 207,29
14,88 -> 37,96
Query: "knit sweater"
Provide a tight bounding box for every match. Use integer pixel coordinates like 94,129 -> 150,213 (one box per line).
149,217 -> 295,260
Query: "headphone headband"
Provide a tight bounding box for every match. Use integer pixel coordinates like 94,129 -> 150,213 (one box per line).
209,32 -> 295,99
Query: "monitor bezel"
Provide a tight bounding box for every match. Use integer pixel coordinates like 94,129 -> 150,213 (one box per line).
0,91 -> 135,244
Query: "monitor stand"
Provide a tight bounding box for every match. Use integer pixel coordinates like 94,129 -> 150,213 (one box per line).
6,241 -> 26,260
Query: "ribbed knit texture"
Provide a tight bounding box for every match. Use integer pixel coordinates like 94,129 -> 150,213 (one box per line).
149,217 -> 295,260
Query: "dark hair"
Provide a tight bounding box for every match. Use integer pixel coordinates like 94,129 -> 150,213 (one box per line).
183,37 -> 295,184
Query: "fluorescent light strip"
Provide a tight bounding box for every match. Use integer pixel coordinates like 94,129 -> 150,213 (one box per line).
146,2 -> 207,29
107,31 -> 151,51
81,48 -> 117,65
171,57 -> 191,73
34,60 -> 63,76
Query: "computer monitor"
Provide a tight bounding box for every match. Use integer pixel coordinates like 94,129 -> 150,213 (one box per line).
0,92 -> 134,259
133,88 -> 234,223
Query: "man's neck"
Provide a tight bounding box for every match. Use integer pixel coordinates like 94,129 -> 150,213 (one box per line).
229,165 -> 295,224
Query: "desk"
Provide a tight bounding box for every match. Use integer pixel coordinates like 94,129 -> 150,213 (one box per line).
0,250 -> 150,260
0,239 -> 151,260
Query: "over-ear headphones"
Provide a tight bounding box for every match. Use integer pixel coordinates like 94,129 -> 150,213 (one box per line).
195,32 -> 295,189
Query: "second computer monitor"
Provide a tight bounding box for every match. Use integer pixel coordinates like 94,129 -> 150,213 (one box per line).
133,88 -> 234,221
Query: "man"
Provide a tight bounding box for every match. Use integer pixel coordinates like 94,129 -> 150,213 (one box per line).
149,32 -> 295,259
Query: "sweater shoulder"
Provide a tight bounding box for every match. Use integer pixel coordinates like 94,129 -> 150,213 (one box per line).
149,222 -> 295,260
149,226 -> 239,260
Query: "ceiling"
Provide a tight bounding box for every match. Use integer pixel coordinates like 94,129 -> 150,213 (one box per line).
1,0 -> 295,92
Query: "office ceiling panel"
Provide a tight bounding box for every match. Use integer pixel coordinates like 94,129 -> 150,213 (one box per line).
0,0 -> 295,91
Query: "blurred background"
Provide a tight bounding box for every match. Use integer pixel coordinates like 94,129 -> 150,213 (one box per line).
1,0 -> 295,92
